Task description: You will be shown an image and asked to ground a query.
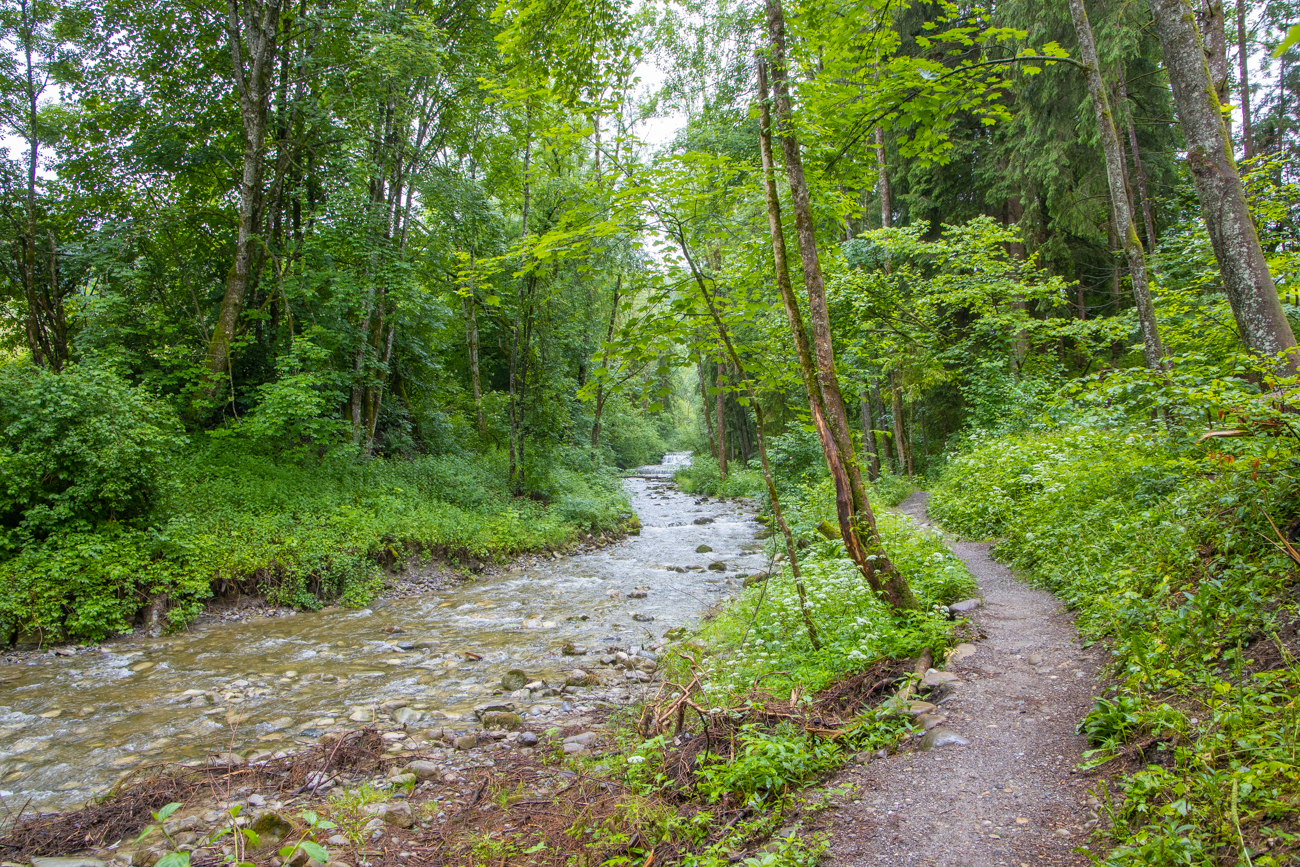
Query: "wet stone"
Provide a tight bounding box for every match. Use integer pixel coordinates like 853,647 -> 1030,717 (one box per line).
692,517 -> 714,525
480,711 -> 523,730
501,670 -> 528,691
632,613 -> 655,623
707,562 -> 727,572
695,544 -> 713,553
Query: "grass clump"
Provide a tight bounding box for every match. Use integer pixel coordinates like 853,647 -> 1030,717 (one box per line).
672,455 -> 767,498
930,425 -> 1300,866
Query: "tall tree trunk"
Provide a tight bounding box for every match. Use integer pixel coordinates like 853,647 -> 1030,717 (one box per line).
1237,0 -> 1254,158
1148,0 -> 1299,368
763,5 -> 917,609
698,357 -> 717,458
1201,0 -> 1232,141
1117,70 -> 1159,248
874,126 -> 892,228
716,358 -> 728,479
861,387 -> 880,481
508,117 -> 533,491
757,57 -> 916,611
463,289 -> 484,435
1109,218 -> 1123,309
1069,0 -> 1167,371
890,375 -> 907,477
203,0 -> 282,402
590,274 -> 620,459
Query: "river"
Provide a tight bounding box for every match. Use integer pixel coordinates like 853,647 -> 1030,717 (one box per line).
0,454 -> 767,815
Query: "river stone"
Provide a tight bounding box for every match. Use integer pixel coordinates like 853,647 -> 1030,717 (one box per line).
707,561 -> 726,572
920,727 -> 970,750
695,544 -> 713,553
453,734 -> 479,751
481,711 -> 523,730
348,709 -> 373,723
916,712 -> 947,731
474,701 -> 515,716
393,707 -> 423,725
518,731 -> 539,746
692,517 -> 714,525
662,627 -> 688,640
565,669 -> 599,687
32,858 -> 107,867
631,613 -> 655,622
406,760 -> 440,781
906,700 -> 938,717
363,802 -> 413,829
563,731 -> 597,746
561,643 -> 587,656
249,810 -> 294,843
501,670 -> 528,691
742,572 -> 769,588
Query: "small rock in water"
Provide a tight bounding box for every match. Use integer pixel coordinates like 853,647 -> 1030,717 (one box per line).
631,613 -> 655,623
692,517 -> 714,525
349,709 -> 374,723
501,669 -> 529,691
707,562 -> 726,572
561,643 -> 587,656
742,572 -> 769,588
393,707 -> 424,725
565,669 -> 599,687
695,544 -> 713,553
626,591 -> 647,599
920,727 -> 970,750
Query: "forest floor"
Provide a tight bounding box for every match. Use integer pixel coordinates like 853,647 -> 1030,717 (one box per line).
809,492 -> 1106,867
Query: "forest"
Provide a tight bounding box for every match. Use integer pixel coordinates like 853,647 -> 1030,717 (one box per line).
2,0 -> 1300,862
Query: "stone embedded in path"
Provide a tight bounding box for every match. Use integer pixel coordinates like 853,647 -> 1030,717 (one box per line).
32,858 -> 107,867
948,643 -> 977,663
921,668 -> 961,687
948,598 -> 982,614
906,700 -> 938,717
920,727 -> 970,750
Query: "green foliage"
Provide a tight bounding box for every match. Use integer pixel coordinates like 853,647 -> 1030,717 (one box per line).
0,359 -> 185,542
0,442 -> 630,643
672,455 -> 766,498
932,425 -> 1300,865
696,723 -> 841,803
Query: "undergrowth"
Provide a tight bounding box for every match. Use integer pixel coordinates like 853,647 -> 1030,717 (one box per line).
931,425 -> 1300,866
1,440 -> 631,644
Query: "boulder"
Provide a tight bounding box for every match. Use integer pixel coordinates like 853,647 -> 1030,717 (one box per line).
480,711 -> 523,730
500,670 -> 528,691
707,562 -> 726,572
695,544 -> 713,554
406,760 -> 440,781
249,810 -> 294,844
362,802 -> 413,829
565,669 -> 599,687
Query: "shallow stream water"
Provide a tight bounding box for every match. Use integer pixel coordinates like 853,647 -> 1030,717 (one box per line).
0,454 -> 766,814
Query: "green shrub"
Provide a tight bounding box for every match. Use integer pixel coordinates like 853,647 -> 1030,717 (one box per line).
672,454 -> 766,498
0,360 -> 186,542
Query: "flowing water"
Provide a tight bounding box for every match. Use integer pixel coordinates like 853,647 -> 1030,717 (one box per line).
0,454 -> 766,814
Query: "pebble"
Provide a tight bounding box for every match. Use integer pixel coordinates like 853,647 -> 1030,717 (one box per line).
921,669 -> 961,687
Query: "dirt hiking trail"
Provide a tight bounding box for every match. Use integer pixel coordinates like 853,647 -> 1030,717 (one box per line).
812,491 -> 1104,866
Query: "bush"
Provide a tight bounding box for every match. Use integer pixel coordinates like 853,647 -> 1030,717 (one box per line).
0,360 -> 186,543
672,454 -> 766,498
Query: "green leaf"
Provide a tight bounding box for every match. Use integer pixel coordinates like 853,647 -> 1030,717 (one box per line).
156,802 -> 182,822
299,841 -> 330,864
1275,23 -> 1300,57
155,854 -> 191,867
241,829 -> 261,847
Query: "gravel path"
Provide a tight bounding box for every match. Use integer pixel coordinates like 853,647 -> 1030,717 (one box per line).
812,491 -> 1104,866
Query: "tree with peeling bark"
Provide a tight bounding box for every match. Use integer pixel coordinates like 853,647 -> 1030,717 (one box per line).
1068,0 -> 1167,371
1147,0 -> 1299,370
